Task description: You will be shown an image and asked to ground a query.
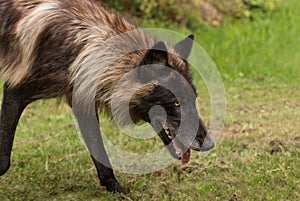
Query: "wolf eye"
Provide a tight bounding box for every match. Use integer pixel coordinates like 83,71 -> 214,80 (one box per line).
174,101 -> 180,107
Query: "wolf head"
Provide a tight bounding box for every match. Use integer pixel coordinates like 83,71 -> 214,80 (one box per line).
130,35 -> 214,163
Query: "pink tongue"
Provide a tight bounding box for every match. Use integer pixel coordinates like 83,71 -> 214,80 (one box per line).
181,148 -> 191,164
171,132 -> 191,164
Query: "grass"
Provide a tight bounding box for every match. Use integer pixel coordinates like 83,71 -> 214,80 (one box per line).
0,0 -> 299,200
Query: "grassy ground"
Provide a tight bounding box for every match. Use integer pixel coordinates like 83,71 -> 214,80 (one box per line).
0,0 -> 299,200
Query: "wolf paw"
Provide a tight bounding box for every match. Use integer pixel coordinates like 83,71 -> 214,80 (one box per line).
102,179 -> 126,194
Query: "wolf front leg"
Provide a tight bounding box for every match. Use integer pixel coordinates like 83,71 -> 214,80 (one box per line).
72,105 -> 126,194
0,83 -> 30,176
90,155 -> 125,193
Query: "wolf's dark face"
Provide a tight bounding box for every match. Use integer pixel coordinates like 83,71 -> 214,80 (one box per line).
132,36 -> 214,163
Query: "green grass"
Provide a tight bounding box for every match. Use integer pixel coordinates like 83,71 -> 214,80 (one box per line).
0,0 -> 300,200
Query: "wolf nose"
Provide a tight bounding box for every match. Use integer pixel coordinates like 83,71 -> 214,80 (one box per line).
200,135 -> 215,152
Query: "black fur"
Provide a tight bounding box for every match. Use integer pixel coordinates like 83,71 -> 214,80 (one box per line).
0,0 -> 22,60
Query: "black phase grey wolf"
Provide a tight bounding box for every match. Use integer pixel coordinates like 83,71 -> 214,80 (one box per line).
0,0 -> 214,193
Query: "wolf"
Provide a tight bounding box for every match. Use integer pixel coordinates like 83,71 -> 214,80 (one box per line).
0,0 -> 214,193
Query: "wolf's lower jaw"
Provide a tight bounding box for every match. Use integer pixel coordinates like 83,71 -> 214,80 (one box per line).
164,129 -> 191,164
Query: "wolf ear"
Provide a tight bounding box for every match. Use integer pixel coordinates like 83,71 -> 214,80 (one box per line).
138,41 -> 168,83
174,34 -> 194,60
141,41 -> 168,66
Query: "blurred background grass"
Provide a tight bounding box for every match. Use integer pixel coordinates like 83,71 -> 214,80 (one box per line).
102,0 -> 282,28
102,0 -> 299,84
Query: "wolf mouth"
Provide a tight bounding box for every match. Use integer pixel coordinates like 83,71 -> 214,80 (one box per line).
163,126 -> 191,164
